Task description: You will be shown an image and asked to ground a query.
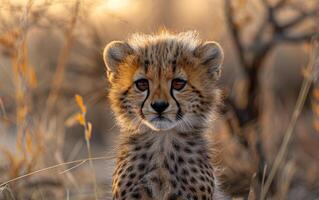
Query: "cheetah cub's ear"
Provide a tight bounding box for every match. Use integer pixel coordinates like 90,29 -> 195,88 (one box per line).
103,41 -> 134,81
194,41 -> 224,80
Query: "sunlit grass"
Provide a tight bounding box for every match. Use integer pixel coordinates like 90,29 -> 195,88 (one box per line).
74,94 -> 98,199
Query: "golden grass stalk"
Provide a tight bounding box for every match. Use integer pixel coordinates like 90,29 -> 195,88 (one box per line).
260,36 -> 319,199
74,94 -> 99,200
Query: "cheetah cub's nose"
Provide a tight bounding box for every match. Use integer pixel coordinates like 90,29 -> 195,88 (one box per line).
151,101 -> 169,114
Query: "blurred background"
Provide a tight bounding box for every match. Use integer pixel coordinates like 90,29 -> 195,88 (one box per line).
0,0 -> 319,199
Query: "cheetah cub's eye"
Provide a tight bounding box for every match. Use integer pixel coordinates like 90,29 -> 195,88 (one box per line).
172,78 -> 187,91
135,79 -> 149,91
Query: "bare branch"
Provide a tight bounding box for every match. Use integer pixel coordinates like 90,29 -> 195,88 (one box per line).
251,40 -> 274,69
274,0 -> 289,9
224,0 -> 247,69
279,32 -> 317,43
262,0 -> 282,32
252,19 -> 269,47
260,0 -> 270,7
280,10 -> 319,30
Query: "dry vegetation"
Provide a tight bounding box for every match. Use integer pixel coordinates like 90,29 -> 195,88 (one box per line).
0,0 -> 318,199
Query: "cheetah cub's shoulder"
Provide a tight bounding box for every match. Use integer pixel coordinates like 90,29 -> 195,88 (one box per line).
103,31 -> 230,200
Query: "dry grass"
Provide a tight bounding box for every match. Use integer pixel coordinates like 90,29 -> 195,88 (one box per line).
260,36 -> 319,200
0,1 -> 109,199
0,0 -> 318,199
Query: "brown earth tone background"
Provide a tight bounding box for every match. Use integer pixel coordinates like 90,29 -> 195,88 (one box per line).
0,0 -> 319,199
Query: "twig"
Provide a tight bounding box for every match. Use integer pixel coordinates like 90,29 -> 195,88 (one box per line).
280,10 -> 318,30
0,97 -> 7,120
59,160 -> 86,174
280,32 -> 318,43
274,0 -> 288,9
260,164 -> 268,198
224,0 -> 247,69
260,36 -> 319,200
85,135 -> 99,200
46,0 -> 80,114
54,152 -> 80,191
0,185 -> 16,200
0,155 -> 115,188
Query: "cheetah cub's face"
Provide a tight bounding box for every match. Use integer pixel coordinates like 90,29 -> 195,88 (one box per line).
103,32 -> 223,132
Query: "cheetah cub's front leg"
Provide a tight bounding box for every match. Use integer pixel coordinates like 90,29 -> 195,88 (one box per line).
103,31 -> 230,199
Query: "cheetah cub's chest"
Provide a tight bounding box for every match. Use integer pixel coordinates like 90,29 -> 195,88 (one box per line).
112,131 -> 216,200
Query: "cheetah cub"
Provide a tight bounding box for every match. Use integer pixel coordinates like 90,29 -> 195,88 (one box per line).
103,31 -> 229,200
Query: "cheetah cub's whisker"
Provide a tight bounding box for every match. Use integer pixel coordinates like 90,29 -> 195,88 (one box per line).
103,31 -> 230,200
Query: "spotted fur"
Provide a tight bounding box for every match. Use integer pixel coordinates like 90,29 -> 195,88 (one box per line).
103,31 -> 229,200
